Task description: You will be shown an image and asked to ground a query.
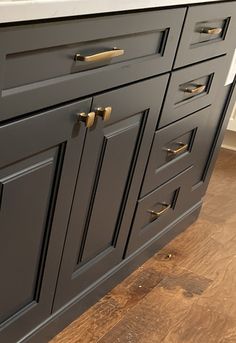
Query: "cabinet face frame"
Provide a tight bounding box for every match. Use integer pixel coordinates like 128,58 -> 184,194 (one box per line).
53,75 -> 169,311
0,98 -> 91,343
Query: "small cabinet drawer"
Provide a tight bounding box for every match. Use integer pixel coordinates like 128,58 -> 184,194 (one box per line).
0,8 -> 185,121
126,167 -> 194,256
175,1 -> 236,67
158,56 -> 228,128
141,107 -> 214,197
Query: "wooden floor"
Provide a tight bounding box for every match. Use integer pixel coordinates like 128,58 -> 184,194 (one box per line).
51,148 -> 236,343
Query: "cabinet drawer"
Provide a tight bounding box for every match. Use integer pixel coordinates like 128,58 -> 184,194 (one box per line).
0,8 -> 185,121
126,167 -> 194,256
175,1 -> 236,67
158,56 -> 228,128
141,107 -> 215,197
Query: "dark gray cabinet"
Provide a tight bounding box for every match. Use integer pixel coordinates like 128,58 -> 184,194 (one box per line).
0,1 -> 235,342
0,99 -> 91,343
53,75 -> 168,310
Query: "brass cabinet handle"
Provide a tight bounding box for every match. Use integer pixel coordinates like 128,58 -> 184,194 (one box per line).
75,48 -> 124,62
164,142 -> 188,156
95,106 -> 112,122
200,27 -> 223,35
183,84 -> 206,94
77,111 -> 95,128
148,203 -> 171,219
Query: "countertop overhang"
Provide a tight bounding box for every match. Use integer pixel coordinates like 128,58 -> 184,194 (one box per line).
0,0 -> 228,24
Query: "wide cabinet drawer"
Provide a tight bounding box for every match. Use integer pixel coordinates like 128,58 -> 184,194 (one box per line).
126,167 -> 194,256
175,1 -> 236,67
0,8 -> 185,121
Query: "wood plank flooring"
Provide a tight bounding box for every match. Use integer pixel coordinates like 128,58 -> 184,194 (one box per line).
50,148 -> 236,343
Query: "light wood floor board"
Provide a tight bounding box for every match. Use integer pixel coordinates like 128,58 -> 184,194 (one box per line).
50,148 -> 236,343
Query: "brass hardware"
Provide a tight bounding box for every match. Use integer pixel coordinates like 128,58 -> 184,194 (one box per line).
75,48 -> 124,62
95,106 -> 112,122
183,84 -> 206,94
166,254 -> 172,260
76,111 -> 95,128
200,27 -> 223,35
148,203 -> 171,219
164,142 -> 188,156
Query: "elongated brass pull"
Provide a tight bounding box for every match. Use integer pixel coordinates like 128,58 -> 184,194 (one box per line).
77,112 -> 95,128
200,27 -> 222,35
183,84 -> 206,94
75,48 -> 124,62
95,106 -> 112,122
148,203 -> 171,219
164,142 -> 188,156
164,142 -> 188,155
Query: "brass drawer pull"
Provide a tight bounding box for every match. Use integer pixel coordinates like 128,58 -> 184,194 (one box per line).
77,111 -> 95,128
183,84 -> 206,94
95,106 -> 112,122
75,48 -> 124,62
200,27 -> 223,35
164,142 -> 188,156
148,203 -> 171,219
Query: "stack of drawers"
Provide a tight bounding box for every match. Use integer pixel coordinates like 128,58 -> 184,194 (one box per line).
126,2 -> 236,255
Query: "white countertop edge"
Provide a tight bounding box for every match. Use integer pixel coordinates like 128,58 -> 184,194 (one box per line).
0,0 -> 226,24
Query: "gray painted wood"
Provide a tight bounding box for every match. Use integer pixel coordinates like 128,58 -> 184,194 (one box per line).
0,2 -> 235,342
175,1 -> 236,67
186,79 -> 235,208
158,56 -> 231,128
53,75 -> 169,311
0,8 -> 185,121
141,106 -> 216,196
0,98 -> 91,343
126,166 -> 195,256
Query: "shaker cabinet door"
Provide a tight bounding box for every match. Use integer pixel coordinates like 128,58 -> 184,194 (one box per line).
0,98 -> 91,343
53,75 -> 169,310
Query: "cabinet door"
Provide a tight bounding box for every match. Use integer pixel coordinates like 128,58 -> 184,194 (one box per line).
54,75 -> 168,310
0,98 -> 91,343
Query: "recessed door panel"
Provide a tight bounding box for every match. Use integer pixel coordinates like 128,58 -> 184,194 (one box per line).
0,149 -> 58,325
79,115 -> 141,265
